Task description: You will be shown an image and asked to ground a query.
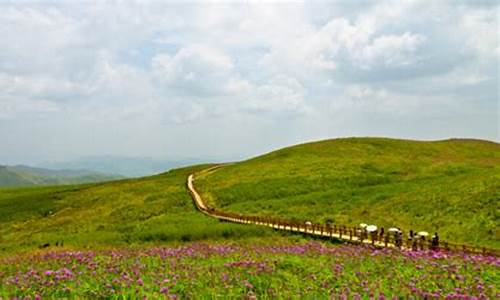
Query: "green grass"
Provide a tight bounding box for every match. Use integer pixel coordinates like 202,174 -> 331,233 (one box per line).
2,240 -> 498,298
0,165 -> 273,253
195,138 -> 500,248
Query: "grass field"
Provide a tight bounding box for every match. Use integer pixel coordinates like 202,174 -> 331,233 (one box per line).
0,138 -> 498,298
195,138 -> 500,248
0,165 -> 272,253
2,240 -> 498,298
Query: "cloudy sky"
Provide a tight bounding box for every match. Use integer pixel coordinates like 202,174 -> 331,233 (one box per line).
0,0 -> 498,165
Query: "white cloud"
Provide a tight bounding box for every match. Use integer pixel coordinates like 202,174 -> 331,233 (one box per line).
0,1 -> 498,163
334,83 -> 453,116
357,32 -> 426,69
242,76 -> 310,115
152,45 -> 234,97
460,8 -> 499,58
0,96 -> 60,120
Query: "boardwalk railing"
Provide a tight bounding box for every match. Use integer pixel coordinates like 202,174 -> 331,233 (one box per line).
187,171 -> 499,256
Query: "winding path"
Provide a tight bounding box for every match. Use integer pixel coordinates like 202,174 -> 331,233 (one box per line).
187,166 -> 499,255
187,166 -> 393,248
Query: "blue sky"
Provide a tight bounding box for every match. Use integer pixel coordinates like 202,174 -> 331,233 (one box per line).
0,0 -> 498,165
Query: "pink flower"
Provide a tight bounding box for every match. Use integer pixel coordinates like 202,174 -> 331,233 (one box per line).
137,278 -> 144,286
243,280 -> 253,289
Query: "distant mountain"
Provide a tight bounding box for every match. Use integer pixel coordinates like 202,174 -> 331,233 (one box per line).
38,156 -> 213,177
0,165 -> 122,187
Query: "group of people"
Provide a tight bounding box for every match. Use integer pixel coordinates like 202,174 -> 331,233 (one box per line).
407,230 -> 440,250
358,224 -> 440,250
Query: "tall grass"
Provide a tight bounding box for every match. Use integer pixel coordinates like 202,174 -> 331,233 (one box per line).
196,138 -> 500,248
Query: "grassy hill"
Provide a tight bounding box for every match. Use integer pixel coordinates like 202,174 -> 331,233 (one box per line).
0,165 -> 270,253
195,138 -> 500,248
0,138 -> 498,298
0,165 -> 122,187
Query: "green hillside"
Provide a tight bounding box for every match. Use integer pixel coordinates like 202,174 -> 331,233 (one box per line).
196,138 -> 500,248
0,165 -> 270,253
0,165 -> 122,187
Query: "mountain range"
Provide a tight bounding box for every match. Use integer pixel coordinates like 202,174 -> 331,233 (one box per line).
0,165 -> 122,187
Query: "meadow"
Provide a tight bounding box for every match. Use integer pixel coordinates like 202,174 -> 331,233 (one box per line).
0,138 -> 498,298
0,165 -> 271,253
196,138 -> 500,248
1,240 -> 498,298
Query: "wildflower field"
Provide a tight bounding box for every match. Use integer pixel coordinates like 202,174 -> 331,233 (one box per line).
1,240 -> 498,299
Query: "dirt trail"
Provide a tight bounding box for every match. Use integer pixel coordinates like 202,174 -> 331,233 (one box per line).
187,167 -> 395,248
187,166 -> 499,256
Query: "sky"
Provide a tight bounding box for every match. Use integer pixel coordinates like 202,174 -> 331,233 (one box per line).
0,0 -> 498,165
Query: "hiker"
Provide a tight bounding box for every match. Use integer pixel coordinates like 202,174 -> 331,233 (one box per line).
431,232 -> 439,250
379,227 -> 385,242
419,235 -> 426,250
396,231 -> 403,248
384,231 -> 390,246
366,225 -> 377,244
408,230 -> 414,246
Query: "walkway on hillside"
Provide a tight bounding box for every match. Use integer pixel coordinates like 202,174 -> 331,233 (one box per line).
187,166 -> 498,256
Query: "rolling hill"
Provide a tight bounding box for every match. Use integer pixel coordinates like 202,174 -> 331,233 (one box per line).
38,156 -> 211,177
0,165 -> 122,187
0,165 -> 270,253
195,138 -> 500,248
0,138 -> 498,300
1,137 -> 498,253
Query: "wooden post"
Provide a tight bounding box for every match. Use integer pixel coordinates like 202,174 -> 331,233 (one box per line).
349,229 -> 352,241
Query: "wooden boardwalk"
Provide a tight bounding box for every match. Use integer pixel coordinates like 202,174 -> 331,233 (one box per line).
187,167 -> 499,256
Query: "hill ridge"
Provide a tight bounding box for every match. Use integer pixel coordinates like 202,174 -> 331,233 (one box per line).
195,137 -> 500,248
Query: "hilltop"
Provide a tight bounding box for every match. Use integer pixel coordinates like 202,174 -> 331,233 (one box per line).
195,138 -> 500,248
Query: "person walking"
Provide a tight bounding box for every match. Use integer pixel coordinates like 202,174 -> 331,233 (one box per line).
396,231 -> 403,248
419,235 -> 426,250
407,230 -> 414,248
379,227 -> 385,242
431,232 -> 439,250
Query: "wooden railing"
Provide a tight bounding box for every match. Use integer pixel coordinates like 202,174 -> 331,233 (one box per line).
187,172 -> 499,256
